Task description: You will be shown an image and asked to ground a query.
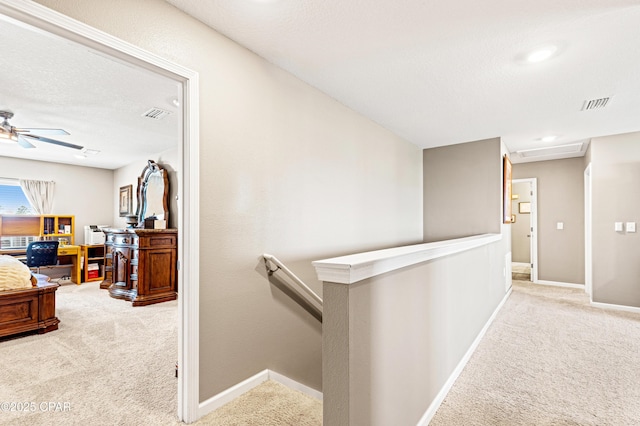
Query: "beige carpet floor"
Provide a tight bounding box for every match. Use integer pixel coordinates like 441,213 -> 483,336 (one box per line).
0,281 -> 179,426
431,280 -> 640,425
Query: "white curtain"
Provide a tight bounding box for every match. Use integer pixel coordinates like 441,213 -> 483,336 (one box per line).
19,179 -> 55,214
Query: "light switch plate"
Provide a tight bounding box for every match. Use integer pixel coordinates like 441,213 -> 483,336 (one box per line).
627,222 -> 636,233
557,222 -> 564,230
615,222 -> 624,232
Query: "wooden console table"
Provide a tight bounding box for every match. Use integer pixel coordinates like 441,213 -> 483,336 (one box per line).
103,228 -> 177,306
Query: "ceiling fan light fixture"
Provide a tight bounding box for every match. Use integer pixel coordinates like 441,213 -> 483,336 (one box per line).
0,110 -> 81,150
0,131 -> 18,142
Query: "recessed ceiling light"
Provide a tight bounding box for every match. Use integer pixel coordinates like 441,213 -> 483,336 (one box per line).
540,135 -> 558,142
527,46 -> 557,63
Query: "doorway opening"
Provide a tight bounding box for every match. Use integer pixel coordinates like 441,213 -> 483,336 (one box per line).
511,178 -> 538,282
0,1 -> 200,422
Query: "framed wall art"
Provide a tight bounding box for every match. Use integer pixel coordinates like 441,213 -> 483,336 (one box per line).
119,185 -> 133,217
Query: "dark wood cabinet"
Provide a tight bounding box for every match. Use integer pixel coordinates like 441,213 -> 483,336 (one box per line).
102,228 -> 177,306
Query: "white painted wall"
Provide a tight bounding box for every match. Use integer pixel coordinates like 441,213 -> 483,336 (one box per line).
0,156 -> 113,244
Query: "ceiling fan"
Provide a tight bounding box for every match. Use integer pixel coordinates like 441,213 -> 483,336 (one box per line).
0,110 -> 83,150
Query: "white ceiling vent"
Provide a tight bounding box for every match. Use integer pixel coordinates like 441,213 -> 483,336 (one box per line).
582,97 -> 611,111
142,107 -> 172,120
516,142 -> 584,159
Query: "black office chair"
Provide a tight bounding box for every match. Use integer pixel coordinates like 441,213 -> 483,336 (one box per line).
26,241 -> 59,273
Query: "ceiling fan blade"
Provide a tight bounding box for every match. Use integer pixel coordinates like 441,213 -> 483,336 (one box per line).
16,134 -> 36,149
14,127 -> 70,136
23,134 -> 84,150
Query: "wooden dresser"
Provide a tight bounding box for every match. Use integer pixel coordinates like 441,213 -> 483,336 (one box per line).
102,228 -> 177,306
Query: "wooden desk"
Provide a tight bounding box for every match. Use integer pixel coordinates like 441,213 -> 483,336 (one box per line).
0,245 -> 81,285
57,245 -> 81,285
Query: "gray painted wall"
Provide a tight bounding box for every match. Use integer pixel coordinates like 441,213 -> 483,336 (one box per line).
423,138 -> 502,242
590,132 -> 640,306
37,0 -> 425,399
513,158 -> 585,284
0,156 -> 113,245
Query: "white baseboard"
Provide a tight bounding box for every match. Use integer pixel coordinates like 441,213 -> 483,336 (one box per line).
416,287 -> 513,426
198,369 -> 269,419
534,279 -> 584,289
269,370 -> 323,401
591,301 -> 640,314
511,262 -> 530,267
197,369 -> 322,420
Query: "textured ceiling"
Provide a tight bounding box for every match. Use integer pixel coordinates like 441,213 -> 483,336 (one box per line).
0,15 -> 181,170
166,0 -> 640,163
2,1 -> 639,169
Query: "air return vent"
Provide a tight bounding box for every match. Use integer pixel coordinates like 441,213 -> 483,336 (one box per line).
582,97 -> 611,111
516,142 -> 584,159
142,107 -> 172,120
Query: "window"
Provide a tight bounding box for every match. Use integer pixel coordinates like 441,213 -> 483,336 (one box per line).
0,180 -> 36,250
1,235 -> 39,250
0,181 -> 34,215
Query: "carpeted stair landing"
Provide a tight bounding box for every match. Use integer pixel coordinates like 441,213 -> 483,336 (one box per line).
193,380 -> 322,425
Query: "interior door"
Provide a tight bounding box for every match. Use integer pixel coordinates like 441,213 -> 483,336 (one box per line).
511,180 -> 534,281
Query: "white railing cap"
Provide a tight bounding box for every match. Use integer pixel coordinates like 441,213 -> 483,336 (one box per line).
312,233 -> 502,284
